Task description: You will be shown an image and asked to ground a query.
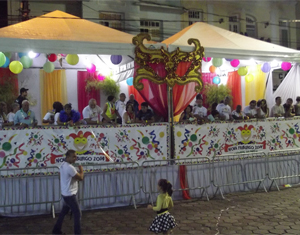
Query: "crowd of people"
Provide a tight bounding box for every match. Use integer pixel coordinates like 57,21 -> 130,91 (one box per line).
0,88 -> 156,128
179,94 -> 300,124
1,88 -> 300,128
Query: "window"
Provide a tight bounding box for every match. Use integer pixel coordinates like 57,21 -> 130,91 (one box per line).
246,15 -> 256,38
229,15 -> 239,33
279,20 -> 289,47
99,12 -> 123,30
188,10 -> 203,25
140,20 -> 161,41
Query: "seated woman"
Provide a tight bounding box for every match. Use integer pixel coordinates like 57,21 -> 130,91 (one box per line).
259,99 -> 269,118
284,104 -> 293,118
123,103 -> 135,124
0,102 -> 11,128
43,101 -> 64,125
256,100 -> 266,119
7,103 -> 20,125
102,95 -> 120,124
179,105 -> 196,123
57,103 -> 81,126
232,105 -> 247,120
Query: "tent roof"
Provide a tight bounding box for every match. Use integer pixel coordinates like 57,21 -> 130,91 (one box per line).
163,22 -> 300,62
0,10 -> 158,55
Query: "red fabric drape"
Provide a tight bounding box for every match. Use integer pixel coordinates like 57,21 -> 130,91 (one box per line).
173,62 -> 198,116
227,71 -> 242,110
179,165 -> 191,200
77,71 -> 100,114
199,72 -> 216,109
132,62 -> 199,120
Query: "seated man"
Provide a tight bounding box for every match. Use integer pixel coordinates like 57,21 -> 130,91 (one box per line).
243,100 -> 257,119
270,96 -> 284,117
284,103 -> 293,118
82,98 -> 102,125
216,96 -> 233,121
232,105 -> 247,120
193,97 -> 207,124
135,102 -> 155,125
14,100 -> 37,127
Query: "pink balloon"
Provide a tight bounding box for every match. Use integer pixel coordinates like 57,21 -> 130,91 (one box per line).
281,62 -> 291,71
230,59 -> 240,67
148,144 -> 153,150
97,74 -> 105,80
203,57 -> 212,62
188,142 -> 193,147
86,63 -> 96,73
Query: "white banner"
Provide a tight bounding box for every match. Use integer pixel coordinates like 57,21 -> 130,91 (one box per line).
0,123 -> 169,171
174,118 -> 300,158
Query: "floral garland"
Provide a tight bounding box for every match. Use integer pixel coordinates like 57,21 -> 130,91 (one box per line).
59,110 -> 81,123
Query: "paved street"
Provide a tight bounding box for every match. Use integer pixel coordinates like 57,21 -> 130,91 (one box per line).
1,187 -> 300,234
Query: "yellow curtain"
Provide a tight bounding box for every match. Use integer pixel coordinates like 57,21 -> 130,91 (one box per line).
245,64 -> 267,105
40,70 -> 67,119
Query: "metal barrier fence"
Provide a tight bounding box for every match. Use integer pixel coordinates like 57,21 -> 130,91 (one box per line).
211,152 -> 268,199
0,166 -> 60,217
141,157 -> 211,205
267,149 -> 300,191
77,161 -> 141,209
2,148 -> 300,215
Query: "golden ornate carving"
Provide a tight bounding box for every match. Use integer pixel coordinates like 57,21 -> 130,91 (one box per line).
132,33 -> 204,92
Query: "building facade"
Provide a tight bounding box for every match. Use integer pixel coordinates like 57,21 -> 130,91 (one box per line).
3,0 -> 300,49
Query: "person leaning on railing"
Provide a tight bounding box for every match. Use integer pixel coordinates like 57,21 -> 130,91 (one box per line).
179,105 -> 196,123
135,102 -> 155,125
57,103 -> 82,126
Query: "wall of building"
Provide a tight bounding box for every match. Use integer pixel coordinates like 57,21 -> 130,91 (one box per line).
180,0 -> 298,49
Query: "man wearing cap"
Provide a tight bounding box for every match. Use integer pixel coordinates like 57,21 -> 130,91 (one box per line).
14,100 -> 37,127
15,88 -> 28,109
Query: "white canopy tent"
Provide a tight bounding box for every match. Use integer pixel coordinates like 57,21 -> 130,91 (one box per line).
163,22 -> 300,62
0,10 -> 161,56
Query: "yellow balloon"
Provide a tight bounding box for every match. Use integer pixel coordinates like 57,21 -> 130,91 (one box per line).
66,54 -> 79,65
238,67 -> 248,76
245,74 -> 254,82
9,61 -> 23,74
159,132 -> 165,138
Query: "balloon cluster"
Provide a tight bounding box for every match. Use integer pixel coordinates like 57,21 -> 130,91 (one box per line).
0,51 -> 81,74
203,56 -> 293,84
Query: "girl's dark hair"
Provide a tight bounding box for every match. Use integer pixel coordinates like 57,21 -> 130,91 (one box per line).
158,179 -> 173,196
107,95 -> 115,102
260,99 -> 268,113
53,102 -> 64,114
184,105 -> 192,113
126,103 -> 133,111
211,102 -> 218,110
64,103 -> 72,109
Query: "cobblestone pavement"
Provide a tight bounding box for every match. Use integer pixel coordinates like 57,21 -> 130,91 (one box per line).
1,187 -> 300,234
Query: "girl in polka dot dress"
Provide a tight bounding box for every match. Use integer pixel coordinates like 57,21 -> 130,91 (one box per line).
148,179 -> 177,234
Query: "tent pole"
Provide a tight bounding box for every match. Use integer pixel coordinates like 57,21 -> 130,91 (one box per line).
167,85 -> 174,159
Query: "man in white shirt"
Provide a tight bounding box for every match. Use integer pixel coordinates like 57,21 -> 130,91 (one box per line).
82,98 -> 102,125
243,100 -> 257,119
52,150 -> 84,235
271,96 -> 284,117
216,96 -> 233,121
115,93 -> 126,124
193,97 -> 207,123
